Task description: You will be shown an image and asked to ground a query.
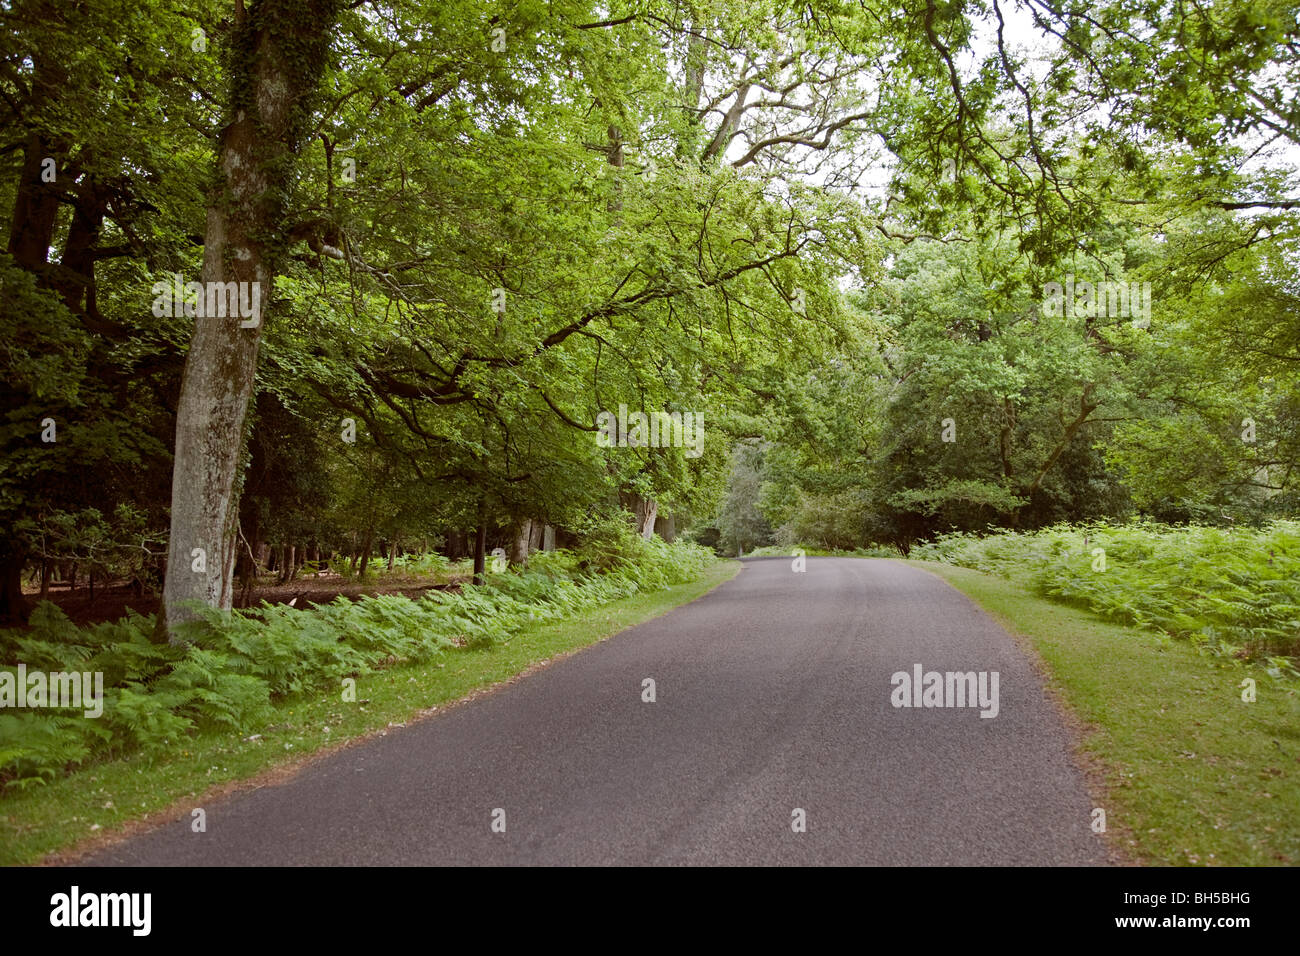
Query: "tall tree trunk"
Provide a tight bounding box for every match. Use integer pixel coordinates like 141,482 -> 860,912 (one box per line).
161,0 -> 340,640
472,500 -> 488,586
0,547 -> 27,625
0,131 -> 55,627
509,519 -> 532,566
445,530 -> 466,560
237,546 -> 256,609
627,495 -> 658,540
1,53 -> 66,626
8,130 -> 62,270
603,124 -> 661,541
278,544 -> 296,585
357,523 -> 375,577
472,526 -> 488,586
238,511 -> 261,607
58,177 -> 109,316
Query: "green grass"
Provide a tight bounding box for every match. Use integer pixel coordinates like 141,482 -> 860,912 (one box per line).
915,560 -> 1300,866
0,560 -> 739,866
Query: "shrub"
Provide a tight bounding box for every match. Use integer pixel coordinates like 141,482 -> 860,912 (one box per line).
913,520 -> 1300,665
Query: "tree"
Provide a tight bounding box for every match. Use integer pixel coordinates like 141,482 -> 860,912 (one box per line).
162,0 -> 341,636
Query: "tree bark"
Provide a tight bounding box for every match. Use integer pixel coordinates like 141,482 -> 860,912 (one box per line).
472,523 -> 488,586
357,524 -> 375,577
509,519 -> 533,567
445,530 -> 466,560
0,547 -> 27,625
634,496 -> 658,540
277,544 -> 296,585
1025,385 -> 1099,498
8,130 -> 62,270
237,543 -> 257,609
58,177 -> 108,315
1,49 -> 70,625
161,0 -> 340,639
1014,384 -> 1099,528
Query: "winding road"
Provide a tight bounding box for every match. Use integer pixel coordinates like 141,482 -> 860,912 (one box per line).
86,557 -> 1107,866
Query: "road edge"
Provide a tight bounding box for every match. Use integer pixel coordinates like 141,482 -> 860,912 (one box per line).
34,560 -> 743,867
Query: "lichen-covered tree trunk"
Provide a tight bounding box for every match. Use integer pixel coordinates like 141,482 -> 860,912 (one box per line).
508,519 -> 533,567
162,0 -> 339,639
605,123 -> 661,540
636,497 -> 658,540
623,494 -> 657,540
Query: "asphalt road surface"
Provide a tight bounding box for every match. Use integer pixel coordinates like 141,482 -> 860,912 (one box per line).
86,558 -> 1107,866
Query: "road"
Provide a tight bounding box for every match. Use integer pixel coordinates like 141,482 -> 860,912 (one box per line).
85,557 -> 1107,866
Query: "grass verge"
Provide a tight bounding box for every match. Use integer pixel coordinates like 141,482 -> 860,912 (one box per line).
2,560 -> 739,866
915,560 -> 1300,866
